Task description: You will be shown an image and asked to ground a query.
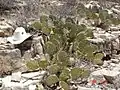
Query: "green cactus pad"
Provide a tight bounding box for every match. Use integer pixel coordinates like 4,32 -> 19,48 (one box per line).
45,75 -> 59,86
45,41 -> 57,55
48,64 -> 60,74
26,60 -> 39,70
59,81 -> 69,90
71,67 -> 83,80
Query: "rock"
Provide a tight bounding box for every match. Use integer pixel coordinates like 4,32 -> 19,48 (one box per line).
36,43 -> 43,55
28,85 -> 36,90
0,38 -> 7,44
0,30 -> 5,37
16,0 -> 27,7
1,71 -> 46,90
0,49 -> 21,59
11,86 -> 29,90
111,31 -> 120,36
111,59 -> 119,64
0,44 -> 14,50
111,7 -> 120,14
77,86 -> 101,90
112,40 -> 119,51
11,72 -> 22,82
87,38 -> 104,44
0,49 -> 26,74
3,87 -> 11,90
103,70 -> 120,88
21,71 -> 46,86
110,63 -> 116,67
88,69 -> 106,85
110,26 -> 120,31
94,33 -> 117,41
102,61 -> 110,68
0,79 -> 5,90
36,84 -> 44,90
113,63 -> 120,71
113,67 -> 120,72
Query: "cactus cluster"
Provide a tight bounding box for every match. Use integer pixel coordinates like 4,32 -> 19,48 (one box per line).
26,5 -> 120,89
27,15 -> 99,89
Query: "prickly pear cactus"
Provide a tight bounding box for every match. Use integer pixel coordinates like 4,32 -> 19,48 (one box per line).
26,60 -> 39,70
93,53 -> 104,65
38,59 -> 49,69
45,41 -> 57,56
48,64 -> 60,74
57,50 -> 70,66
71,67 -> 83,80
59,68 -> 70,81
45,75 -> 59,86
32,22 -> 42,30
59,81 -> 69,90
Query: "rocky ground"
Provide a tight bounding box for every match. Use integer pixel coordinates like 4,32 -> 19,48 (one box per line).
1,0 -> 120,90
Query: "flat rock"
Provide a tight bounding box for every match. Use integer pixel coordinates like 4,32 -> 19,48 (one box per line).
113,63 -> 120,71
0,44 -> 14,50
88,69 -> 106,85
0,49 -> 27,73
77,86 -> 101,90
111,59 -> 119,64
0,49 -> 21,59
11,72 -> 22,82
102,61 -> 110,68
103,70 -> 120,88
1,71 -> 46,90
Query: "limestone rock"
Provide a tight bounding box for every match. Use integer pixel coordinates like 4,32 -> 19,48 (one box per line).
103,70 -> 120,88
88,69 -> 106,85
0,49 -> 26,74
110,63 -> 116,67
0,49 -> 21,59
11,72 -> 22,82
111,31 -> 120,36
0,38 -> 7,44
77,86 -> 101,90
28,85 -> 36,90
0,44 -> 14,50
11,86 -> 29,90
102,61 -> 111,68
113,63 -> 120,71
111,59 -> 119,64
1,71 -> 46,90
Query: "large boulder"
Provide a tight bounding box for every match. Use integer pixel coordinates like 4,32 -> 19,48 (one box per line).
0,49 -> 27,75
103,70 -> 120,89
88,69 -> 106,85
